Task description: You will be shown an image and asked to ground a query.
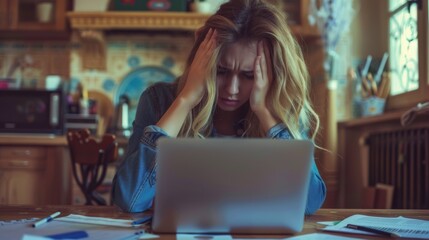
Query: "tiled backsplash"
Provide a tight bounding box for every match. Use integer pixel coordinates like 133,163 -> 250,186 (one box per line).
0,41 -> 71,88
70,32 -> 193,128
0,32 -> 194,132
71,32 -> 193,107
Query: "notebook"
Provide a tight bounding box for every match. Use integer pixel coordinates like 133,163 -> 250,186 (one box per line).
152,138 -> 314,234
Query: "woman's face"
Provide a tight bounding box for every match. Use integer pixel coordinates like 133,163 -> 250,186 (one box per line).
216,41 -> 257,112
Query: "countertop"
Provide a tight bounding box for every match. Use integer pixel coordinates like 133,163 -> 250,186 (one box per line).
0,133 -> 129,146
0,134 -> 67,146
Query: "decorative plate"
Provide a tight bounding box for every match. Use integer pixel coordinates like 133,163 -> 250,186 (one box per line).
115,66 -> 176,127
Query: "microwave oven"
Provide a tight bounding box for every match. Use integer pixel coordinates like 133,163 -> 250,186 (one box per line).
0,89 -> 65,135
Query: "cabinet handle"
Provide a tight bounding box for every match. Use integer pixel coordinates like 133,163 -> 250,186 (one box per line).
8,160 -> 29,167
12,149 -> 32,156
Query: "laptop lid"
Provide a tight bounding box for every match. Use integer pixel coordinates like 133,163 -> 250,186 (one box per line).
152,138 -> 314,234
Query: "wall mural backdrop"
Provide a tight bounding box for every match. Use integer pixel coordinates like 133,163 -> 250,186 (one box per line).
70,33 -> 194,130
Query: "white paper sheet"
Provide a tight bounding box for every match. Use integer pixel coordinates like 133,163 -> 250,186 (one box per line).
176,234 -> 233,240
316,221 -> 340,226
0,218 -> 145,240
55,214 -> 136,228
139,233 -> 160,239
323,214 -> 429,239
286,233 -> 364,239
22,235 -> 52,240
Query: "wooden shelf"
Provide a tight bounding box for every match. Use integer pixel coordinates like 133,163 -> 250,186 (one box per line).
67,11 -> 320,38
67,12 -> 211,31
338,110 -> 405,128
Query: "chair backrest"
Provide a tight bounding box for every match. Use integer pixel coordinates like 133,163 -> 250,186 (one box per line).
66,129 -> 118,205
67,129 -> 118,165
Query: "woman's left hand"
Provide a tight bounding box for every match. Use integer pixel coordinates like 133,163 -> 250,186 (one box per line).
250,41 -> 272,116
250,40 -> 279,132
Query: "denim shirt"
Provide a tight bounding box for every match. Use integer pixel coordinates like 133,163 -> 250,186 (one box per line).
112,82 -> 326,214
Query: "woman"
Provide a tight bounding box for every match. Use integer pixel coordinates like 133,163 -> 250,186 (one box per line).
112,0 -> 326,214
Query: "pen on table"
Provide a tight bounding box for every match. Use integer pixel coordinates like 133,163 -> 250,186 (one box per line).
132,215 -> 152,225
32,211 -> 61,228
46,230 -> 88,239
346,224 -> 399,237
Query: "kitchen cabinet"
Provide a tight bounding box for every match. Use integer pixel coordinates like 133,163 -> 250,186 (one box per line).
0,0 -> 69,39
0,143 -> 71,205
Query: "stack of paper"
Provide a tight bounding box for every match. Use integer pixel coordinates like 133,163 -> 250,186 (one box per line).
55,214 -> 137,227
0,215 -> 158,240
323,214 -> 429,239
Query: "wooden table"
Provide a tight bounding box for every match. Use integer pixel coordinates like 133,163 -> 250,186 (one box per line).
1,205 -> 428,239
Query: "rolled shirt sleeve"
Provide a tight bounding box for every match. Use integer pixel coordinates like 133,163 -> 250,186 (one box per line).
112,125 -> 168,212
112,83 -> 175,213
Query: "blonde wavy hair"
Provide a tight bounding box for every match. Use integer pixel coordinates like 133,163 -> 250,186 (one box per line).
177,0 -> 319,140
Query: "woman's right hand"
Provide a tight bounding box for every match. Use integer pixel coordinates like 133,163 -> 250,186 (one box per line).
178,28 -> 217,108
156,28 -> 217,137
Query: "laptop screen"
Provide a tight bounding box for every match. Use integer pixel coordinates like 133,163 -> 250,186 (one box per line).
152,138 -> 313,234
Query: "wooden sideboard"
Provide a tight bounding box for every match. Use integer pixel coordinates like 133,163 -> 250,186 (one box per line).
0,134 -> 130,205
0,135 -> 71,205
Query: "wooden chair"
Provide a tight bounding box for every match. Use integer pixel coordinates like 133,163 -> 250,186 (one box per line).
67,129 -> 118,205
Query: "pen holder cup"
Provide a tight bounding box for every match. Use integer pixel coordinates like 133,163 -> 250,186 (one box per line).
361,97 -> 386,117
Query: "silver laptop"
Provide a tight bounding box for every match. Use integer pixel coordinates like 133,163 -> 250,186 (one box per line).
152,138 -> 313,234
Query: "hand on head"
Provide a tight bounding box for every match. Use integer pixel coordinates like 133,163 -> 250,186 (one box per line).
179,28 -> 218,109
250,40 -> 273,117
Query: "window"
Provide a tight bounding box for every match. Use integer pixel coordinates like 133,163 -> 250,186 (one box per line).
388,0 -> 429,110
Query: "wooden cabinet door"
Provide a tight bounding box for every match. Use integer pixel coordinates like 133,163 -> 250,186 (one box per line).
0,0 -> 71,39
0,165 -> 46,204
0,147 -> 47,204
0,146 -> 71,205
8,0 -> 67,31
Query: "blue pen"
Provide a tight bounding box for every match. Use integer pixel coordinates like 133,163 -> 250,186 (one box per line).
346,224 -> 399,237
132,215 -> 152,225
46,230 -> 88,239
32,212 -> 61,228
